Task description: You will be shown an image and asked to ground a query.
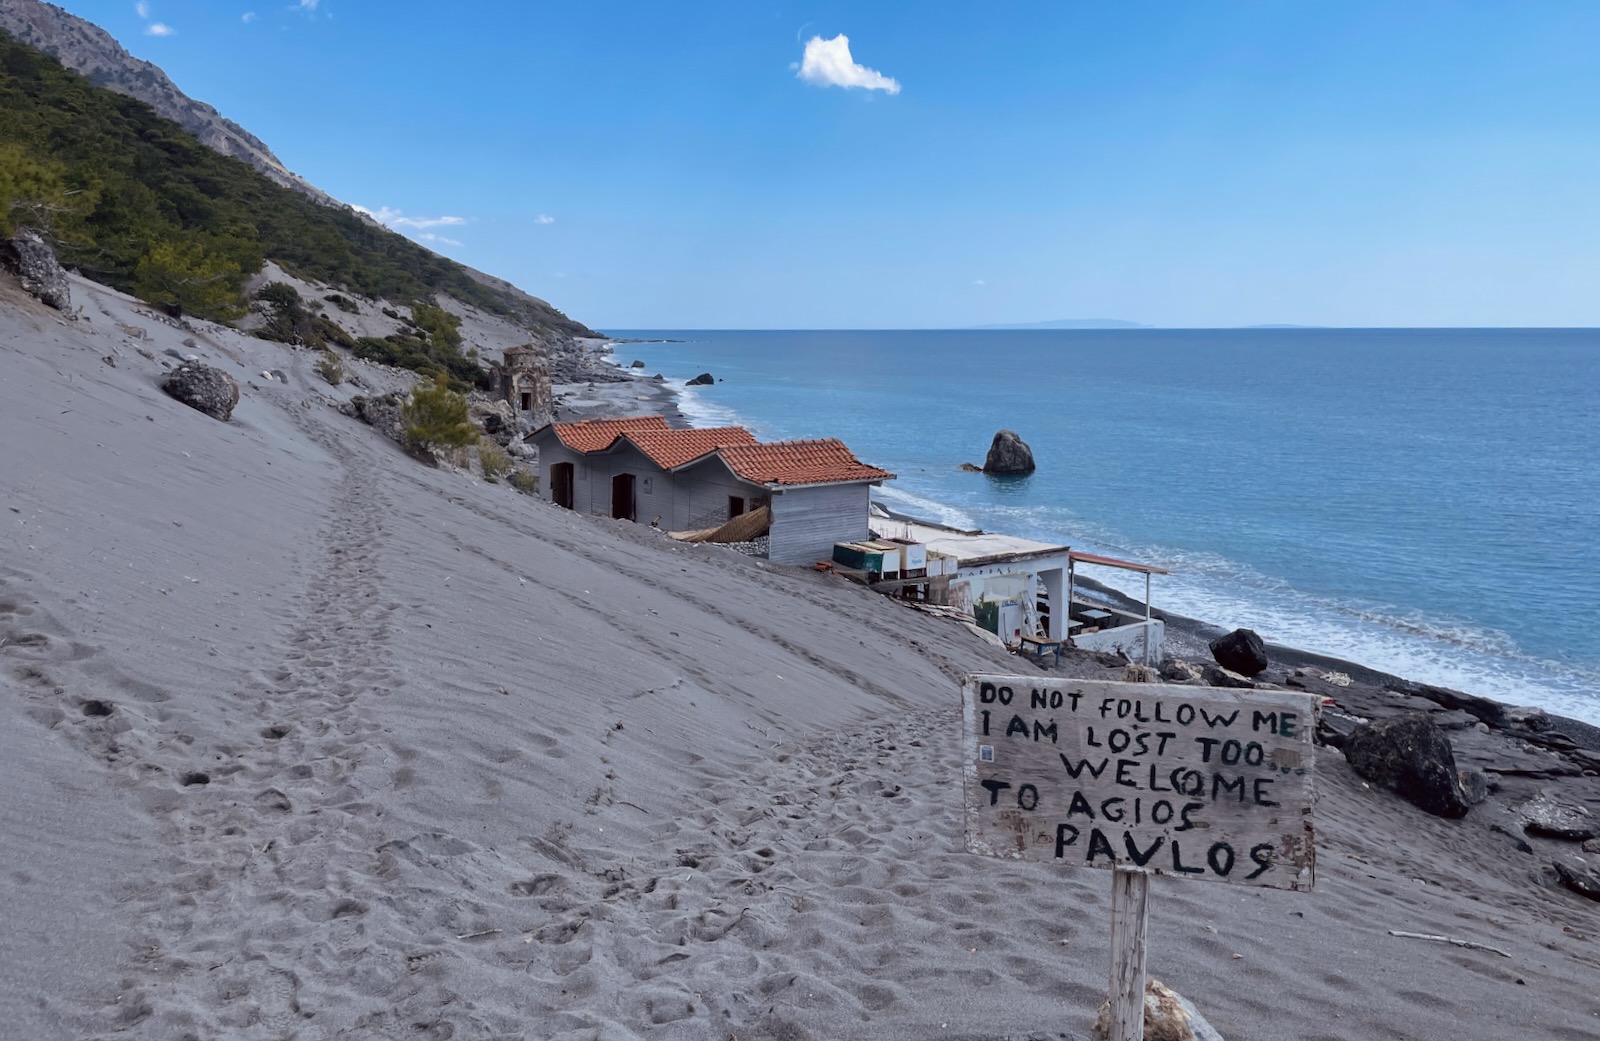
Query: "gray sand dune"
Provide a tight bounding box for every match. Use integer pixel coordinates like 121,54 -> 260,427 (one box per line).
3,274 -> 1599,1040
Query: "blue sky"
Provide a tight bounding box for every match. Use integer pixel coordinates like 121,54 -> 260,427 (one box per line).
49,1 -> 1600,328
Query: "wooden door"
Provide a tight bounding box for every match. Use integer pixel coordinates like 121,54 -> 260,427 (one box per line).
611,473 -> 636,521
551,462 -> 574,509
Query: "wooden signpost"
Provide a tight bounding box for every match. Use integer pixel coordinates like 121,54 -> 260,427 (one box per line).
961,675 -> 1318,1041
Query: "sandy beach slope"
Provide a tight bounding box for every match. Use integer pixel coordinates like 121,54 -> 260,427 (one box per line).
2,274 -> 1599,1040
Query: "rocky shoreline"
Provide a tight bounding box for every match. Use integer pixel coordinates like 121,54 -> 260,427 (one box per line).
549,337 -> 690,427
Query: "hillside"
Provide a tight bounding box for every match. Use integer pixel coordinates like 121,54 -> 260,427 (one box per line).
0,0 -> 336,204
0,23 -> 595,346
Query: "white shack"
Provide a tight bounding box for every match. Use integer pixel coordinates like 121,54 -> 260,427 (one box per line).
871,510 -> 1168,663
526,416 -> 895,566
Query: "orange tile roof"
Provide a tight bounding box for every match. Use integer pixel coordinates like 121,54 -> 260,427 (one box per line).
550,415 -> 669,453
618,426 -> 758,469
712,439 -> 895,487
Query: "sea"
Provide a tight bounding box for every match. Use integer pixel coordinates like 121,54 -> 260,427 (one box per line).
607,329 -> 1600,725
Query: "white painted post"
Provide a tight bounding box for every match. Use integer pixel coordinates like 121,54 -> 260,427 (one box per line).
1143,571 -> 1152,666
1065,559 -> 1076,646
1108,867 -> 1149,1041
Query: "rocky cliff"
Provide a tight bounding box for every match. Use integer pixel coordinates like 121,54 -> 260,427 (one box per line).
0,0 -> 334,205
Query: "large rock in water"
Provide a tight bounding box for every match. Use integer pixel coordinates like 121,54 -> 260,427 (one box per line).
1209,628 -> 1269,677
1343,714 -> 1471,818
1,229 -> 71,310
982,429 -> 1035,474
161,362 -> 239,421
686,372 -> 715,386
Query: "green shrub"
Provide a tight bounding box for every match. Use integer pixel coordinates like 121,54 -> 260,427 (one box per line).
402,375 -> 477,453
254,281 -> 319,345
478,439 -> 513,482
315,350 -> 345,386
349,332 -> 489,392
411,301 -> 462,350
313,315 -> 355,348
133,238 -> 251,320
508,469 -> 539,495
323,293 -> 360,314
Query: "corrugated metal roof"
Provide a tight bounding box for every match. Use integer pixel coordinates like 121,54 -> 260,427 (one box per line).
1069,550 -> 1171,575
713,439 -> 895,487
549,415 -> 669,453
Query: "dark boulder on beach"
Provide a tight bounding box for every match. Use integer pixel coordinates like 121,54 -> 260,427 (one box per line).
161,361 -> 239,421
630,359 -> 646,368
1554,859 -> 1600,902
982,429 -> 1035,474
1209,628 -> 1269,676
687,372 -> 715,386
1343,714 -> 1471,818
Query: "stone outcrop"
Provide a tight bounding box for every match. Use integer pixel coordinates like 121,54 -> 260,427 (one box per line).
1160,659 -> 1205,685
470,398 -> 517,445
161,362 -> 239,421
1200,663 -> 1256,689
1343,714 -> 1471,818
1553,859 -> 1600,902
338,392 -> 406,445
1209,628 -> 1269,676
687,372 -> 715,386
1520,794 -> 1598,841
982,429 -> 1035,474
1,230 -> 70,310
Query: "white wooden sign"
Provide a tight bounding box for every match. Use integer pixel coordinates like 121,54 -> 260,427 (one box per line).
962,676 -> 1318,891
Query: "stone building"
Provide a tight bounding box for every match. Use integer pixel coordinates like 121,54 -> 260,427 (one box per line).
501,345 -> 551,425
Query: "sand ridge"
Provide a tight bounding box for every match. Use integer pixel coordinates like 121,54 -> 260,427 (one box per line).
3,274 -> 1599,1040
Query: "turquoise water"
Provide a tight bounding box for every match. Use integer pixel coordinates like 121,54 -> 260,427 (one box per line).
610,329 -> 1600,723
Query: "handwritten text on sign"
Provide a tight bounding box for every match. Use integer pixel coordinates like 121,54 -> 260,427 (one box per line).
962,676 -> 1318,890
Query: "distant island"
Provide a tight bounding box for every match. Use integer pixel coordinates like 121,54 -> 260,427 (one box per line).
972,319 -> 1150,330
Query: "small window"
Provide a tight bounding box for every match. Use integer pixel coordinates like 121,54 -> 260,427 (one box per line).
642,477 -> 653,494
728,496 -> 745,518
519,392 -> 532,411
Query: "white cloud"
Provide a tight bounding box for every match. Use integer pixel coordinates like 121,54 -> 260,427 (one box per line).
242,11 -> 257,23
353,205 -> 466,230
298,0 -> 319,8
135,1 -> 149,17
417,233 -> 463,248
796,34 -> 900,95
973,279 -> 986,286
534,214 -> 555,225
144,21 -> 174,36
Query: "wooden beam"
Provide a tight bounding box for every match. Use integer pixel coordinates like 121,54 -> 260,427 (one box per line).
1108,867 -> 1150,1041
